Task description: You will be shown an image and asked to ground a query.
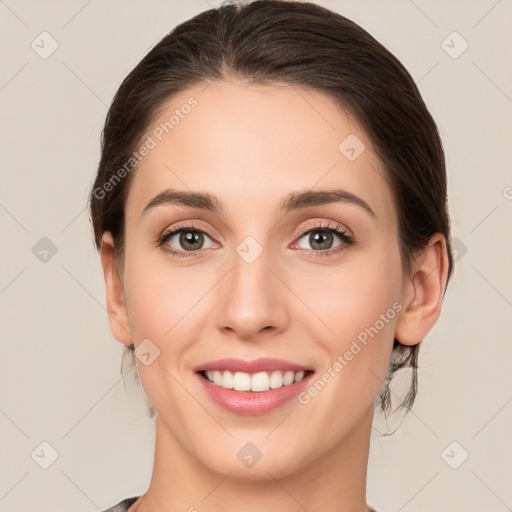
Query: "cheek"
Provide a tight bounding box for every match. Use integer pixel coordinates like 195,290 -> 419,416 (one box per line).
298,248 -> 402,401
122,245 -> 201,337
300,251 -> 401,339
120,250 -> 202,407
296,267 -> 400,431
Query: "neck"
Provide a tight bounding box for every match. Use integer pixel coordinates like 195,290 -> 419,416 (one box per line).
132,407 -> 374,512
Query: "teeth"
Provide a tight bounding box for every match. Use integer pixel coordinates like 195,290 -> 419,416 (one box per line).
251,371 -> 270,392
212,370 -> 222,386
221,371 -> 233,389
203,370 -> 308,392
233,371 -> 251,391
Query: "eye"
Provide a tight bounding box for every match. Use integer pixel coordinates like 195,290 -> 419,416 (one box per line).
157,222 -> 217,258
293,220 -> 355,257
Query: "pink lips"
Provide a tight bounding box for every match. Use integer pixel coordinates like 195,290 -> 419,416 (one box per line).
193,357 -> 315,415
193,357 -> 313,374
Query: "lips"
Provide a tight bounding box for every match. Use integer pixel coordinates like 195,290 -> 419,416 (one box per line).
193,357 -> 314,374
193,357 -> 315,415
196,370 -> 314,415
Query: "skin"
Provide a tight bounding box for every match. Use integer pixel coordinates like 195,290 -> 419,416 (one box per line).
100,80 -> 449,512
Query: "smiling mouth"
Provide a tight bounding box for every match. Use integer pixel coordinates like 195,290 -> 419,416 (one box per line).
198,369 -> 314,393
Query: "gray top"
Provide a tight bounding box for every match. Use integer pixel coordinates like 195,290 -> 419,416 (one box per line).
102,497 -> 139,512
103,496 -> 380,511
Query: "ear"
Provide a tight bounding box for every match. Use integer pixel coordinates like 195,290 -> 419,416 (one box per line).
100,231 -> 133,345
395,233 -> 450,346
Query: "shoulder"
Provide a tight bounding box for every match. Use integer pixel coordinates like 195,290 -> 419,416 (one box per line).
102,496 -> 140,512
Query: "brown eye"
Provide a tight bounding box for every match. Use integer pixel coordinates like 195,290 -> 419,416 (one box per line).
158,225 -> 216,257
291,220 -> 356,259
308,230 -> 335,250
296,228 -> 349,251
178,230 -> 205,251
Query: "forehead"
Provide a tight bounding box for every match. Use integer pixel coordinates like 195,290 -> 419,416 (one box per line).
125,80 -> 395,225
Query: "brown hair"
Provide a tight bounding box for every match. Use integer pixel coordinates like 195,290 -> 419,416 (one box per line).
88,0 -> 454,418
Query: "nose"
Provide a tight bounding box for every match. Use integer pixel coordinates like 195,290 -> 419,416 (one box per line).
215,245 -> 288,341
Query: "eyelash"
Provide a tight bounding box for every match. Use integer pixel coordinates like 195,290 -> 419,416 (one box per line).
156,220 -> 355,259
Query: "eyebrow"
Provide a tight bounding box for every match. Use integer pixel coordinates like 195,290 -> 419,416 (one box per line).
140,187 -> 376,219
281,188 -> 376,218
141,189 -> 223,217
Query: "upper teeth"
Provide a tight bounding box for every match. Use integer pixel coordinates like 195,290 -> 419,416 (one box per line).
204,370 -> 307,392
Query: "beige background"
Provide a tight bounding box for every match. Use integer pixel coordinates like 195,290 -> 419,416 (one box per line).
0,1 -> 511,511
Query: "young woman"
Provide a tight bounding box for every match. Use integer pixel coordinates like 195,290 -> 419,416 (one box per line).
89,1 -> 453,511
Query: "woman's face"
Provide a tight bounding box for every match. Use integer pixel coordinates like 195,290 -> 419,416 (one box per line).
114,80 -> 407,478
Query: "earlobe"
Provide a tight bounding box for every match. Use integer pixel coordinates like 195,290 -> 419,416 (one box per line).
100,231 -> 133,345
395,233 -> 449,347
